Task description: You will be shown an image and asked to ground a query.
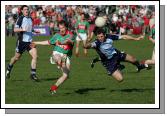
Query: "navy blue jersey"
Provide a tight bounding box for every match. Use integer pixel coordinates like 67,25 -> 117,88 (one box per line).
15,16 -> 33,42
91,38 -> 117,60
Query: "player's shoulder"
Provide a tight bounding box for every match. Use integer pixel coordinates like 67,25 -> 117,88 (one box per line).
17,15 -> 25,20
93,39 -> 101,46
52,33 -> 61,39
55,31 -> 61,35
16,15 -> 25,26
106,37 -> 113,43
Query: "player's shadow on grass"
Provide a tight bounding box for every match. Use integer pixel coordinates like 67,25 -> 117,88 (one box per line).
110,88 -> 154,93
41,77 -> 59,81
11,79 -> 24,82
75,88 -> 106,94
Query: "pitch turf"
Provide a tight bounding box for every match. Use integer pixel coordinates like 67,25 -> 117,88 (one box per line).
5,35 -> 155,104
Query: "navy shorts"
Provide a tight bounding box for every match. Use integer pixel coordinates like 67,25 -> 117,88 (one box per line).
101,50 -> 126,75
107,34 -> 121,40
15,40 -> 32,54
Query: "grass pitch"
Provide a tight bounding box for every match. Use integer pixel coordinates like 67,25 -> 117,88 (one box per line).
5,35 -> 155,104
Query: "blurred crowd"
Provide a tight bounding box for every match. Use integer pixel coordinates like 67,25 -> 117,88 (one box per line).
5,5 -> 155,37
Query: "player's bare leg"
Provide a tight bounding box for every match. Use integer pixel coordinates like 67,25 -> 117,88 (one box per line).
29,48 -> 38,69
9,52 -> 22,65
6,52 -> 22,79
29,48 -> 39,81
111,69 -> 123,82
75,40 -> 80,57
125,54 -> 137,63
83,40 -> 88,56
121,35 -> 143,41
87,32 -> 93,42
50,58 -> 70,94
125,54 -> 150,72
55,63 -> 70,87
144,59 -> 155,65
145,49 -> 155,65
53,54 -> 62,68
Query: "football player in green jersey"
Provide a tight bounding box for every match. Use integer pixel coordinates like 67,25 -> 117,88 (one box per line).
32,20 -> 75,94
75,13 -> 90,57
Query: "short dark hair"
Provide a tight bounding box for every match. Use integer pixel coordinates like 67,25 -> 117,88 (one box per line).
96,28 -> 105,35
58,20 -> 67,27
21,5 -> 28,10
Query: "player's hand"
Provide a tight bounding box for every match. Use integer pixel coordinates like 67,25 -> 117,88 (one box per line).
30,42 -> 36,48
87,36 -> 92,42
22,28 -> 27,32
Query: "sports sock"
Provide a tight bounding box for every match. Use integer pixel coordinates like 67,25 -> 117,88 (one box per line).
7,64 -> 13,71
132,61 -> 141,68
31,68 -> 36,75
50,85 -> 58,91
133,61 -> 146,69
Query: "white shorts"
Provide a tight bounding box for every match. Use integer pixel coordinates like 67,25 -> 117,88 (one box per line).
76,33 -> 87,41
50,51 -> 70,65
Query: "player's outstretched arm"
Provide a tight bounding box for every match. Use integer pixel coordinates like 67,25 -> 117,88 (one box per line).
83,42 -> 92,49
33,41 -> 50,45
14,27 -> 27,32
121,35 -> 144,41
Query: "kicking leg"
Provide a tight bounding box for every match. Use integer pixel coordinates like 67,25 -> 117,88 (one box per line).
50,58 -> 70,94
53,54 -> 63,68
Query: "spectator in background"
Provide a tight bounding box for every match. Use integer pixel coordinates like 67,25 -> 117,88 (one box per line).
142,14 -> 150,35
6,16 -> 15,36
87,8 -> 96,41
5,5 -> 155,38
49,21 -> 55,35
57,12 -> 63,23
149,11 -> 155,29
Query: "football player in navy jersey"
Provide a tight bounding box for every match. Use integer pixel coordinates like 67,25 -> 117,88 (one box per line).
6,5 -> 40,81
84,28 -> 150,82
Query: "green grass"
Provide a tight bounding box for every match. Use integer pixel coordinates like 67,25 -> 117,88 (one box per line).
5,35 -> 155,104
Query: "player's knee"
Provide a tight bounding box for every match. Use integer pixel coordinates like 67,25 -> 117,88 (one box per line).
63,73 -> 68,79
112,73 -> 124,82
115,76 -> 123,82
117,76 -> 124,82
13,56 -> 20,61
32,55 -> 38,60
